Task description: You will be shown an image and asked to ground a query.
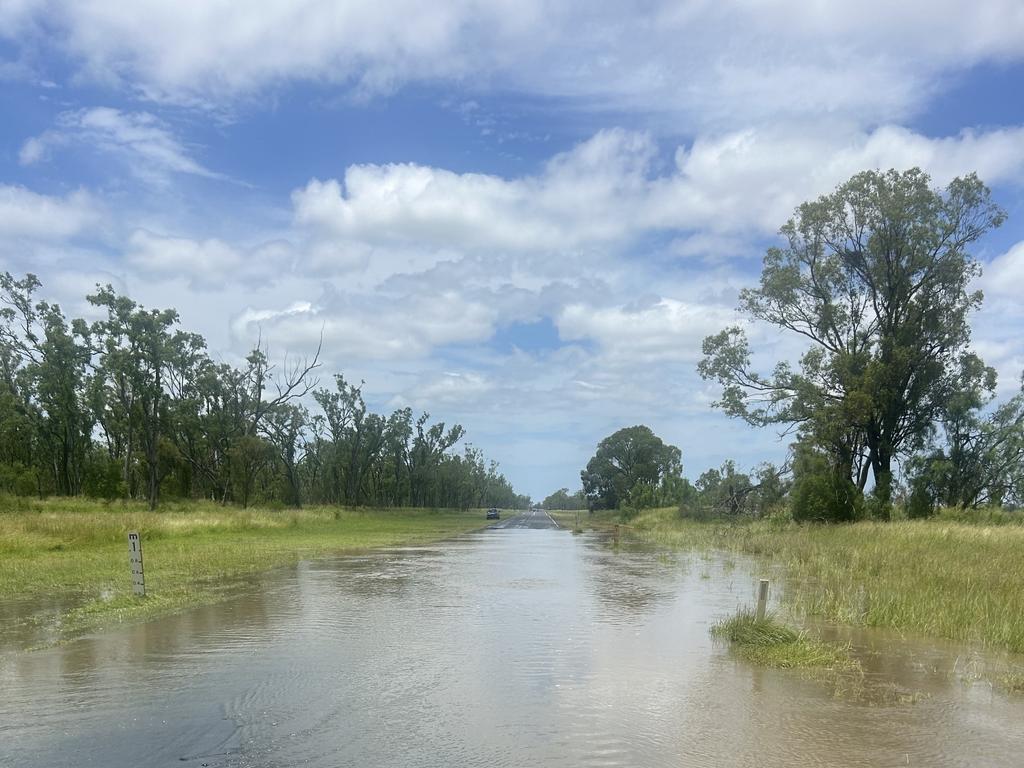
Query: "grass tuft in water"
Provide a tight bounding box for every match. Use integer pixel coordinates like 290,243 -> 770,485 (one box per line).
711,611 -> 856,670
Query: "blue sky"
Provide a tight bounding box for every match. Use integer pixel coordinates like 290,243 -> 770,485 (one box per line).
2,2 -> 1024,500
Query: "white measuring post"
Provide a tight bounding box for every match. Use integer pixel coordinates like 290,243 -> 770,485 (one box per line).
755,578 -> 769,621
128,531 -> 146,597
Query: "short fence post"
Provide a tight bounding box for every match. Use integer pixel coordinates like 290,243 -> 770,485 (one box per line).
128,531 -> 146,597
755,578 -> 769,621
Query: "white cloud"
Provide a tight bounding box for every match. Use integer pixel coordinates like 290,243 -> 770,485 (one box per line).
557,298 -> 737,364
291,124 -> 1024,257
125,229 -> 290,288
974,241 -> 1024,395
229,287 -> 498,360
5,1 -> 1024,124
20,107 -> 224,184
980,241 -> 1024,298
0,185 -> 101,241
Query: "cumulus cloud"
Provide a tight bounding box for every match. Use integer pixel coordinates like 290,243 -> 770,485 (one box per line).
291,124 -> 1024,260
4,1 -> 1024,124
0,185 -> 101,241
125,229 -> 291,288
229,287 -> 498,360
980,241 -> 1024,299
557,298 -> 737,364
20,107 -> 224,184
973,241 -> 1024,395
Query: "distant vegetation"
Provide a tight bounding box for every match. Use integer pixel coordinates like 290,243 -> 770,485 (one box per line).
0,275 -> 529,512
540,487 -> 587,510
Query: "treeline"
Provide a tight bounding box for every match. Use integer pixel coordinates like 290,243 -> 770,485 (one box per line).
0,274 -> 529,511
540,487 -> 587,510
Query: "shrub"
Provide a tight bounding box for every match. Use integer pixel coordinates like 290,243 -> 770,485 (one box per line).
906,479 -> 936,519
791,466 -> 862,522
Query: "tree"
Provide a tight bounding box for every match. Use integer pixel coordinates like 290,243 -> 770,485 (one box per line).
0,273 -> 94,496
699,169 -> 1005,515
262,403 -> 308,507
581,425 -> 682,510
910,376 -> 1024,511
89,286 -> 188,510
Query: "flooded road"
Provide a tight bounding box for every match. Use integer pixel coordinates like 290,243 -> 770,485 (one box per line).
2,522 -> 1023,767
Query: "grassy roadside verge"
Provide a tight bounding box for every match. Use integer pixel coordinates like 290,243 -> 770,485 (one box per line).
546,508 -> 619,531
0,499 -> 489,647
628,507 -> 1024,654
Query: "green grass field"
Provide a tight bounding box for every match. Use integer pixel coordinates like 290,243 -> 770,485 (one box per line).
0,498 -> 490,646
629,507 -> 1024,653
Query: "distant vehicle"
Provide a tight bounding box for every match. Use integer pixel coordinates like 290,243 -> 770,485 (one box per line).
486,508 -> 500,520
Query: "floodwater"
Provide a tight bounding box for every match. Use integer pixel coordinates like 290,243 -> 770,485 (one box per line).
2,520 -> 1023,767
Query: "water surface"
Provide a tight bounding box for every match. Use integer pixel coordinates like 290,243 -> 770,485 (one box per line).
2,524 -> 1022,767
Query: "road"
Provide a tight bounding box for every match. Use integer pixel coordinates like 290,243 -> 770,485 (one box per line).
488,508 -> 559,529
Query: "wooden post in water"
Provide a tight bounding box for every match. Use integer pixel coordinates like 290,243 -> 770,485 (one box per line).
128,531 -> 146,597
755,578 -> 769,621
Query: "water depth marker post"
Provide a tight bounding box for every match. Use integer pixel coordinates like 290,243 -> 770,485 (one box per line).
755,578 -> 769,621
128,531 -> 146,597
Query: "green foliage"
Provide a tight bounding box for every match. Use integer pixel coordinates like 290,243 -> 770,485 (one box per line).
909,377 -> 1024,509
0,274 -> 526,512
581,425 -> 682,510
0,462 -> 38,497
790,445 -> 862,522
680,460 -> 789,519
699,169 -> 1005,507
905,477 -> 936,519
81,450 -> 124,501
541,487 -> 587,510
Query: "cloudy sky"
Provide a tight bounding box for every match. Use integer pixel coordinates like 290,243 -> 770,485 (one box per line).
2,1 -> 1024,499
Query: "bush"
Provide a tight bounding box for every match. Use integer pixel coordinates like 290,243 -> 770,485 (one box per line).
82,452 -> 124,501
0,462 -> 38,497
906,479 -> 936,519
791,467 -> 862,522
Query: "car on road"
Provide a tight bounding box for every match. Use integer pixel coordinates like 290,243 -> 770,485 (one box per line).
486,508 -> 500,520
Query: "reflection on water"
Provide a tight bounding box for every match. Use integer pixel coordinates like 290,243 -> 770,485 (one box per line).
2,529 -> 1023,767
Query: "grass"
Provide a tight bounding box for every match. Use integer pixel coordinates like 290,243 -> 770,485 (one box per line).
1000,673 -> 1024,694
711,610 -> 855,670
546,508 -> 619,532
628,507 -> 1024,654
0,497 -> 491,646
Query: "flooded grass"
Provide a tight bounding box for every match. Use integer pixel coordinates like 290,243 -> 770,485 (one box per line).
0,498 -> 490,645
630,507 -> 1024,654
546,508 -> 619,531
711,610 -> 856,670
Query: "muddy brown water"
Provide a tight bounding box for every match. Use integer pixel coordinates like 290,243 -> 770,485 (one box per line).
2,524 -> 1023,767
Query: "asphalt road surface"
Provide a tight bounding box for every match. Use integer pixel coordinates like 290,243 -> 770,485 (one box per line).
488,508 -> 559,529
